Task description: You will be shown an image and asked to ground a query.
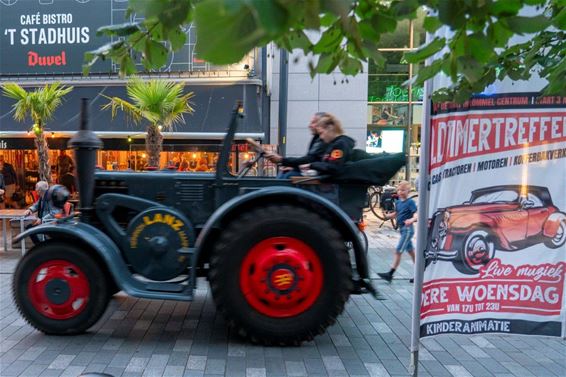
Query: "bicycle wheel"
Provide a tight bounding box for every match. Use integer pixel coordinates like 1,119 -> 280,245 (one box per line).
390,213 -> 398,229
370,192 -> 388,221
364,186 -> 379,213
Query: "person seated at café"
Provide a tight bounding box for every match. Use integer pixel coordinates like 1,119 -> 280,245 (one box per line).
195,158 -> 209,172
23,181 -> 66,244
59,166 -> 77,195
56,150 -> 74,179
0,155 -> 17,209
178,156 -> 189,172
299,114 -> 355,176
0,172 -> 5,210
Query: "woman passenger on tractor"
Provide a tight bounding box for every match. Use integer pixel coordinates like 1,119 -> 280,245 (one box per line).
299,114 -> 355,176
296,114 -> 355,206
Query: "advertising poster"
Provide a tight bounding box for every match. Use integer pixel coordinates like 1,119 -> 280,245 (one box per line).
421,92 -> 566,337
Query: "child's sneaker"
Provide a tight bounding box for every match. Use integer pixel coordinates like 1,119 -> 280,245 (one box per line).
377,271 -> 393,283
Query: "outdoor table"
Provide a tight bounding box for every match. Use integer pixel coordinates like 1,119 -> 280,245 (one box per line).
0,209 -> 32,254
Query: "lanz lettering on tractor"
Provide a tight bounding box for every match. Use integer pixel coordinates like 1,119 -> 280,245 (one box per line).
12,100 -> 406,345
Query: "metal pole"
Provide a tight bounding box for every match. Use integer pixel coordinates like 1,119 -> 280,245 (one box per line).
278,48 -> 289,157
409,60 -> 433,377
261,47 -> 270,144
405,20 -> 415,182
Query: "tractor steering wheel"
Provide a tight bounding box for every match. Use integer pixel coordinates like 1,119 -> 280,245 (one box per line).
236,138 -> 266,179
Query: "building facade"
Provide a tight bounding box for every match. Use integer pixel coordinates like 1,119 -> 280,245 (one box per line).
1,1 -> 425,205
268,45 -> 369,157
270,12 -> 425,187
0,0 -> 266,200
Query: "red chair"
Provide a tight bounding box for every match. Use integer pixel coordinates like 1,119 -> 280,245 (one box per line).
30,190 -> 39,203
54,202 -> 74,219
63,201 -> 74,216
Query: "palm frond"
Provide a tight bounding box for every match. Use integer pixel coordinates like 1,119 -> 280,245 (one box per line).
1,82 -> 72,124
2,83 -> 28,100
101,95 -> 144,125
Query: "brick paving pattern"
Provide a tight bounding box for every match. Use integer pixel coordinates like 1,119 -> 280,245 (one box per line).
0,213 -> 564,376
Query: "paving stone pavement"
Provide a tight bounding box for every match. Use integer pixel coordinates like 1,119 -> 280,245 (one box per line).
0,213 -> 564,377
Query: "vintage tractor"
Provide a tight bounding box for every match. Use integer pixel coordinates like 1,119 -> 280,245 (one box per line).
13,100 -> 405,345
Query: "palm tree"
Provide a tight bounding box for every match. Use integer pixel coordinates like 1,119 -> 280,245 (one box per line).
2,83 -> 73,183
102,79 -> 195,169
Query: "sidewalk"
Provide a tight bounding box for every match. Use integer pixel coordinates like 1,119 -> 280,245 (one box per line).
0,214 -> 564,377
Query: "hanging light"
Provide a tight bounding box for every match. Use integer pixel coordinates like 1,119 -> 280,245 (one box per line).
127,136 -> 132,143
158,125 -> 163,131
51,132 -> 55,138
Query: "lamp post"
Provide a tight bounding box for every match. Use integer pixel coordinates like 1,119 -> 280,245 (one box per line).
278,48 -> 289,157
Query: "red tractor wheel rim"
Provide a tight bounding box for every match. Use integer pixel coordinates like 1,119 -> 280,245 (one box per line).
27,260 -> 90,320
240,236 -> 323,318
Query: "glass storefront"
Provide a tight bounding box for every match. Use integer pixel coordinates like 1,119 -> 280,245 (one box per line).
367,9 -> 425,188
0,139 -> 277,209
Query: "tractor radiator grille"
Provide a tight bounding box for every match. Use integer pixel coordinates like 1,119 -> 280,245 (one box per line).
175,182 -> 205,202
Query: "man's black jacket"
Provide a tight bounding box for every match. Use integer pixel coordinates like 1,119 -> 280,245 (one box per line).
281,135 -> 326,168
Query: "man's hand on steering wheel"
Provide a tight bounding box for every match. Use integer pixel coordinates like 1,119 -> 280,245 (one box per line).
264,152 -> 282,163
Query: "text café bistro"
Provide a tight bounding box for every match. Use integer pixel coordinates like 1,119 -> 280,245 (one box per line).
0,0 -> 266,203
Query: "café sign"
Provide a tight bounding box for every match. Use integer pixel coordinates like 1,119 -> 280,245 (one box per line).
0,0 -> 112,75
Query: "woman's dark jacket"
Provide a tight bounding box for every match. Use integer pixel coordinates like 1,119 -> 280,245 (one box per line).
310,135 -> 355,175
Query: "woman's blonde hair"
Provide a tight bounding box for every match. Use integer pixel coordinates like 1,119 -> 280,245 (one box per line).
317,114 -> 344,135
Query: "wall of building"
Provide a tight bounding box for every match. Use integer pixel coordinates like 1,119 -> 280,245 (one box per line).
269,48 -> 368,157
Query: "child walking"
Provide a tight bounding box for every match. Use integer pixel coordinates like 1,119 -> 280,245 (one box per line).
378,180 -> 417,283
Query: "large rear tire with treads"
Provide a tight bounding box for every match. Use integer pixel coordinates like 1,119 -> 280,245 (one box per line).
209,205 -> 352,345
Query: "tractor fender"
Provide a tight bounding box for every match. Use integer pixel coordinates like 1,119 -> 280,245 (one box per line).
13,222 -> 166,299
196,186 -> 369,280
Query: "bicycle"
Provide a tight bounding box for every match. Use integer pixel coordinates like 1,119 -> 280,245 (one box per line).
368,185 -> 418,229
364,185 -> 380,213
368,184 -> 397,227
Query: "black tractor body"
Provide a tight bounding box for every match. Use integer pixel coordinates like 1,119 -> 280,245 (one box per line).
13,103 -> 405,345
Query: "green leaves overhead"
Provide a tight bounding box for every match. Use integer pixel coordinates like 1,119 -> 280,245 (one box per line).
83,0 -> 566,101
553,6 -> 566,29
487,0 -> 523,16
167,27 -> 187,50
281,31 -> 312,53
97,22 -> 141,37
404,38 -> 446,64
194,0 -> 271,64
437,0 -> 467,29
129,0 -> 192,27
339,56 -> 363,76
423,16 -> 442,33
505,15 -> 551,34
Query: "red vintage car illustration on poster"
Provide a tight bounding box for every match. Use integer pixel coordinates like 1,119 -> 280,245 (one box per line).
420,91 -> 566,338
425,185 -> 566,275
